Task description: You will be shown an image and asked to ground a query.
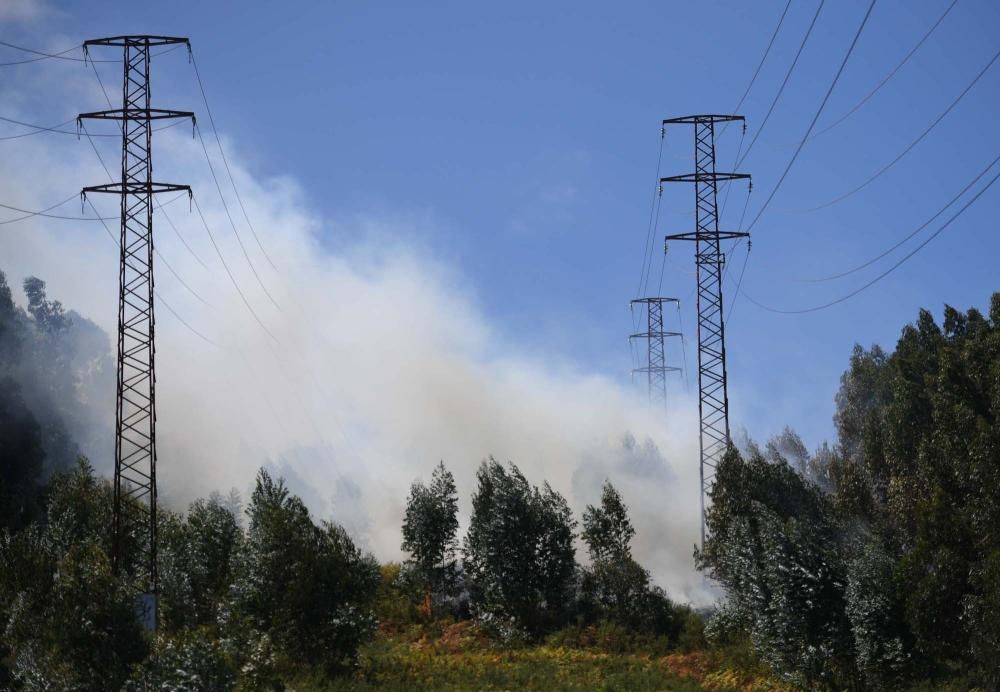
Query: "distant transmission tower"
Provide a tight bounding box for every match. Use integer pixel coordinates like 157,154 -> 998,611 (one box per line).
661,115 -> 750,547
79,35 -> 194,629
629,297 -> 682,407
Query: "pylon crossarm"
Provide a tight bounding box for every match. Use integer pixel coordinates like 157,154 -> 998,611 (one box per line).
83,182 -> 192,196
665,231 -> 749,243
85,36 -> 189,48
662,114 -> 745,125
629,330 -> 683,340
660,172 -> 751,184
79,108 -> 195,122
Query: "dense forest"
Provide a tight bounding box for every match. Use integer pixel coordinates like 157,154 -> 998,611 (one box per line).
1,268 -> 998,690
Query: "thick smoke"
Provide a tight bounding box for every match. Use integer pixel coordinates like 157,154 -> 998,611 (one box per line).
0,55 -> 712,604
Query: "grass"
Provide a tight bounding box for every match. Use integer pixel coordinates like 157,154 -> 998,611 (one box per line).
290,622 -> 789,691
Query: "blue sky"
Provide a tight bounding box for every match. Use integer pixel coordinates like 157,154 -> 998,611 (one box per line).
6,0 -> 1000,450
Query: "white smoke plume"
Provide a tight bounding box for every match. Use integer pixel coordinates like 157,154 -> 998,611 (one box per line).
0,51 -> 713,605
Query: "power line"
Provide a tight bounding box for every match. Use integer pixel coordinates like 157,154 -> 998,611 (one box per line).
637,130 -> 665,303
746,0 -> 878,232
726,240 -> 751,325
714,0 -> 790,211
718,125 -> 746,222
798,152 -> 999,283
811,0 -> 958,138
731,0 -> 794,118
195,124 -> 283,312
0,196 -> 117,221
156,196 -> 212,272
79,121 -> 213,310
803,47 -> 999,212
0,41 -> 102,64
85,195 -> 215,346
192,194 -> 280,345
643,160 -> 666,298
736,0 -> 826,169
742,169 -> 999,315
190,50 -> 279,271
0,40 -> 182,66
0,116 -> 76,139
85,62 -> 213,274
0,114 -> 181,139
0,194 -> 89,223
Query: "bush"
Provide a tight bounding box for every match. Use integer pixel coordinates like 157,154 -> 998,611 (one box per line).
126,628 -> 236,691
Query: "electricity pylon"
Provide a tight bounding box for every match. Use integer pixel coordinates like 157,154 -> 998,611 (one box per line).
629,297 -> 682,407
79,35 -> 194,630
661,115 -> 750,547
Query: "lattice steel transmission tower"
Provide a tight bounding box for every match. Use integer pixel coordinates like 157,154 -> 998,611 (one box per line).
79,35 -> 194,629
629,297 -> 682,407
661,115 -> 750,546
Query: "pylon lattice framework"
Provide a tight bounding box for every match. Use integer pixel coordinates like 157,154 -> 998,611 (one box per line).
79,35 -> 194,628
661,115 -> 750,547
629,297 -> 682,407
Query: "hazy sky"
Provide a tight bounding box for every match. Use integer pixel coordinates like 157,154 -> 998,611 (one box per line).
2,0 -> 998,601
7,0 -> 1000,444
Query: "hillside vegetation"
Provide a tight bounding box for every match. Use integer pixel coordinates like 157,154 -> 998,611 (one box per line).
1,268 -> 998,690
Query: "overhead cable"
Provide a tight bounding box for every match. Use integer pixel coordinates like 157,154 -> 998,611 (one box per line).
746,0 -> 878,232
742,169 -> 999,314
799,152 -> 1000,283
191,51 -> 279,271
803,47 -> 999,211
812,0 -> 959,138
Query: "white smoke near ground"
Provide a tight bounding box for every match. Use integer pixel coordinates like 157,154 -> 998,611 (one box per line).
0,53 -> 713,605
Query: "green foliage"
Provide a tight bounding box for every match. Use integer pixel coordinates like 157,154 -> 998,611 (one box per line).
160,493 -> 243,630
581,481 -> 635,563
844,536 -> 910,689
375,562 -> 422,627
700,294 -> 1000,689
831,298 -> 1000,684
126,627 -> 235,691
0,269 -> 114,481
579,481 -> 681,640
230,468 -> 380,672
697,444 -> 855,687
325,630 -> 707,692
463,458 -> 578,638
0,461 -> 146,690
401,461 -> 461,616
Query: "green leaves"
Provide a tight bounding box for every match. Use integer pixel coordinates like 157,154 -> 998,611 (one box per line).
698,446 -> 853,687
401,461 -> 460,614
463,458 -> 578,638
581,481 -> 635,564
230,468 -> 380,671
703,292 -> 1000,687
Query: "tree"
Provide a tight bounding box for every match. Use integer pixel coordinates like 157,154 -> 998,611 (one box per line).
844,537 -> 910,689
827,297 -> 1000,680
160,494 -> 243,630
579,481 -> 679,638
697,444 -> 856,688
581,481 -> 634,563
401,461 -> 460,616
230,468 -> 380,671
0,377 -> 44,532
463,458 -> 577,637
0,461 -> 146,690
